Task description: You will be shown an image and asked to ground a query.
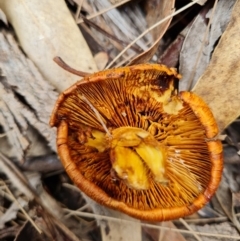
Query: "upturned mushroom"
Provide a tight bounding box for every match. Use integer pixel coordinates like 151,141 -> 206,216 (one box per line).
50,64 -> 223,221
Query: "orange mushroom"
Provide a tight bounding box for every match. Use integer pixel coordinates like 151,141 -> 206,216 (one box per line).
50,64 -> 223,221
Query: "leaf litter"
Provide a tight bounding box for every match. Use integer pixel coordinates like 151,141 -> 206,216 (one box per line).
0,0 -> 240,240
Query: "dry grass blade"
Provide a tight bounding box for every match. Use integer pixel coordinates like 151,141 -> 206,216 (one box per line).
76,0 -> 131,24
0,152 -> 82,241
106,0 -> 206,68
179,218 -> 202,241
1,182 -> 42,234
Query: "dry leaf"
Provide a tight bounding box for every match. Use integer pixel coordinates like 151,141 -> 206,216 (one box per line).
129,0 -> 175,64
194,0 -> 208,6
158,26 -> 189,67
94,51 -> 109,70
0,8 -> 7,25
179,6 -> 209,91
216,170 -> 240,233
179,0 -> 235,91
0,0 -> 98,92
193,0 -> 240,131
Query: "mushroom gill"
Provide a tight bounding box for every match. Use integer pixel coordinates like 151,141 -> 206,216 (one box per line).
50,64 -> 223,221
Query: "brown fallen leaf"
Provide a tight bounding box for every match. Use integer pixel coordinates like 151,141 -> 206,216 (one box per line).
158,23 -> 191,67
193,0 -> 240,132
129,0 -> 175,65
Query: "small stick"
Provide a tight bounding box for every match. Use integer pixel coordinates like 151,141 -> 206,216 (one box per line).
53,56 -> 90,77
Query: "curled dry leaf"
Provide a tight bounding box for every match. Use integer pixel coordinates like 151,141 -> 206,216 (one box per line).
0,0 -> 98,92
50,64 -> 223,221
129,0 -> 175,65
193,0 -> 240,132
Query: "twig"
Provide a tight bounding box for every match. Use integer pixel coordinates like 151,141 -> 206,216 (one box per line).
53,56 -> 90,77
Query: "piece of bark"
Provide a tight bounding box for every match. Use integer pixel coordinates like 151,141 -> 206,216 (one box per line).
0,31 -> 57,158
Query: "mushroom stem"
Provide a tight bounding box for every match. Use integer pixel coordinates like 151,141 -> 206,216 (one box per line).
53,56 -> 90,77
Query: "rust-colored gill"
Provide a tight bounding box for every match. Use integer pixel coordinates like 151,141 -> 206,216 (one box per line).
50,64 -> 223,221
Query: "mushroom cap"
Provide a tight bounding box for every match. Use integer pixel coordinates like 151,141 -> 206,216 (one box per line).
50,64 -> 223,221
